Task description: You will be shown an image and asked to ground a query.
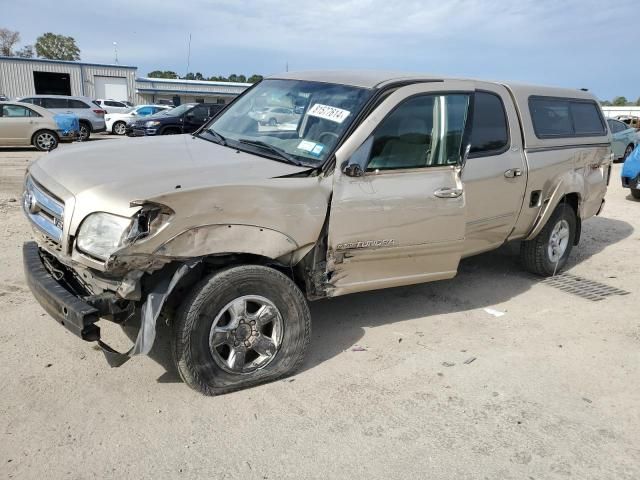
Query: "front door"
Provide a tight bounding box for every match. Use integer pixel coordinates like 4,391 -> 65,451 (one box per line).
0,104 -> 36,145
183,105 -> 210,133
327,82 -> 474,296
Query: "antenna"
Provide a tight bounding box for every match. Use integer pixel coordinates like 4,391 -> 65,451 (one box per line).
113,42 -> 118,64
286,60 -> 289,72
186,33 -> 192,77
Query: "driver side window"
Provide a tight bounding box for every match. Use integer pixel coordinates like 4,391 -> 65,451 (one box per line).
367,93 -> 470,171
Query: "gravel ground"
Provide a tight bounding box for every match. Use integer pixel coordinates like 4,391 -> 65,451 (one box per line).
1,138 -> 639,479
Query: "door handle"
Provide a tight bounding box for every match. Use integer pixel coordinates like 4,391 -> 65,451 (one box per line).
504,168 -> 523,178
434,187 -> 463,198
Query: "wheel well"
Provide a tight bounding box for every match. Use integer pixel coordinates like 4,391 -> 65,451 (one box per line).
161,126 -> 181,134
559,192 -> 581,245
160,253 -> 308,311
79,120 -> 91,131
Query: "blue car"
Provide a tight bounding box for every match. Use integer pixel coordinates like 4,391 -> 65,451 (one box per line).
621,144 -> 640,199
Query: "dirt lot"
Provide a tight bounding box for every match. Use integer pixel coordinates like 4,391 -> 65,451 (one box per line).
1,137 -> 639,479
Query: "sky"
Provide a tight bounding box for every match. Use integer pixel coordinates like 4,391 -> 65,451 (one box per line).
3,0 -> 639,101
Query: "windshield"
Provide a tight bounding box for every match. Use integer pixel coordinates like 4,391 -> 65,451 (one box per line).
205,79 -> 372,165
152,104 -> 192,117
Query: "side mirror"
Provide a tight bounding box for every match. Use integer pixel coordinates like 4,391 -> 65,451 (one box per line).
342,162 -> 364,177
130,111 -> 137,116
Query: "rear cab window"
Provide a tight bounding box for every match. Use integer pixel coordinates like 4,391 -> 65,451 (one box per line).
469,91 -> 509,157
529,96 -> 606,138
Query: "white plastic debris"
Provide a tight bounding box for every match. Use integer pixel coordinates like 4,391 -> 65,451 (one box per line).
483,307 -> 506,317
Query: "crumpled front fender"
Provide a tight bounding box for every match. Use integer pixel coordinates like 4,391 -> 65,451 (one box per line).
154,224 -> 299,262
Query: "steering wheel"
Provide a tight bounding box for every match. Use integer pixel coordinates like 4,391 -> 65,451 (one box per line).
318,131 -> 339,144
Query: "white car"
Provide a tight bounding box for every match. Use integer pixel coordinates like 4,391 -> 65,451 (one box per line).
105,105 -> 172,135
94,99 -> 133,114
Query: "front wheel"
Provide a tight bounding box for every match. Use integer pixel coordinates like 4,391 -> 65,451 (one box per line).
520,204 -> 576,276
32,130 -> 58,151
112,121 -> 126,135
631,188 -> 640,199
172,265 -> 311,395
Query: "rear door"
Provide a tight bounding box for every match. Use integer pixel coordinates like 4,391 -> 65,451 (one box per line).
461,83 -> 527,255
327,81 -> 474,296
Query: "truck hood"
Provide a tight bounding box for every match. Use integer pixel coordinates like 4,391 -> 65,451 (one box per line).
29,134 -> 313,236
30,134 -> 309,202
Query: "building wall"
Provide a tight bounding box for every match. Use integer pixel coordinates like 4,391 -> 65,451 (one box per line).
602,106 -> 640,118
0,56 -> 137,101
134,77 -> 250,106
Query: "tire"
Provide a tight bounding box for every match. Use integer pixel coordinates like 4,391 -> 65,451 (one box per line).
520,203 -> 577,276
32,130 -> 59,151
268,118 -> 277,126
623,144 -> 635,160
79,122 -> 91,141
112,121 -> 127,135
172,265 -> 311,395
631,188 -> 640,199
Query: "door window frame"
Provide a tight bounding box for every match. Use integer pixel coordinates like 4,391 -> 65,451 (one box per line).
349,90 -> 475,176
467,90 -> 511,159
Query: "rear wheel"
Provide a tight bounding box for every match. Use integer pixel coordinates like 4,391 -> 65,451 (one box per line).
112,121 -> 126,135
79,122 -> 91,141
520,203 -> 577,276
631,188 -> 640,199
32,130 -> 59,151
623,144 -> 635,160
268,118 -> 277,126
172,265 -> 311,395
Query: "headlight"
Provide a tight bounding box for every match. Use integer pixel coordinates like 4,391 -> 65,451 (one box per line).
76,213 -> 132,260
76,205 -> 173,261
145,120 -> 161,127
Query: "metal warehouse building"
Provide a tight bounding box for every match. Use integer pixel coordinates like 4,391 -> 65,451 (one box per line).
0,56 -> 251,106
0,56 -> 137,102
135,77 -> 249,106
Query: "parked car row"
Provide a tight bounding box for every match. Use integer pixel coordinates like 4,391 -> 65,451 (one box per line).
105,104 -> 172,135
607,118 -> 639,161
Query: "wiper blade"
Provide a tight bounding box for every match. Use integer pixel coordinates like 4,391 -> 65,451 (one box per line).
198,129 -> 227,146
238,138 -> 304,166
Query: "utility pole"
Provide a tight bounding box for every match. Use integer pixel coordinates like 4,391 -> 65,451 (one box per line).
113,42 -> 118,64
186,33 -> 192,77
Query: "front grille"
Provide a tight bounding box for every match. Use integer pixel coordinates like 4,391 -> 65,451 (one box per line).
23,176 -> 65,244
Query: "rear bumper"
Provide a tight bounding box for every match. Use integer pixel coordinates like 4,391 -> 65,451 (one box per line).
621,174 -> 639,189
23,241 -> 100,341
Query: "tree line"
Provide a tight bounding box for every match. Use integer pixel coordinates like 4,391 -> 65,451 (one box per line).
600,97 -> 640,107
1,27 -> 80,60
147,70 -> 263,83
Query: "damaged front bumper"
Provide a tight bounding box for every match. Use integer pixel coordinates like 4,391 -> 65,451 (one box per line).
23,241 -> 197,367
23,241 -> 102,341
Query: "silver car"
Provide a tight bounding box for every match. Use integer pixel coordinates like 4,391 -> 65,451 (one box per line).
18,95 -> 106,141
249,106 -> 300,126
94,99 -> 132,114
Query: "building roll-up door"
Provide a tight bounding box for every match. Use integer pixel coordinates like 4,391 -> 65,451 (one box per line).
94,76 -> 128,101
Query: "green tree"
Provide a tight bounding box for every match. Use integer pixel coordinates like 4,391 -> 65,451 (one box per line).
636,97 -> 640,106
0,28 -> 20,56
612,96 -> 629,106
35,32 -> 80,60
15,45 -> 34,58
247,74 -> 263,83
147,70 -> 178,79
600,100 -> 612,106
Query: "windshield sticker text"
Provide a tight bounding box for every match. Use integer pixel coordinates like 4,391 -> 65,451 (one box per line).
307,104 -> 351,124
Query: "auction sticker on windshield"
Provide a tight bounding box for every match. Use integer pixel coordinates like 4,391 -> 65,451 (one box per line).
307,104 -> 351,124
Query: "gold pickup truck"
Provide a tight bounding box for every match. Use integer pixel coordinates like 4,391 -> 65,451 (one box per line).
22,71 -> 612,395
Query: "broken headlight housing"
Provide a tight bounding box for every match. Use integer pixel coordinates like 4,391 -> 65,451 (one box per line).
76,204 -> 173,261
